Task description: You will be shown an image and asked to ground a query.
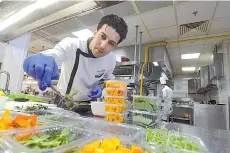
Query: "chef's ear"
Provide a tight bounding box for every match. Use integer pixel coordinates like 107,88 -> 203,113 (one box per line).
93,28 -> 97,36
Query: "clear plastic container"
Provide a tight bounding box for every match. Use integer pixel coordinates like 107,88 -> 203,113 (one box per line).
0,111 -> 49,134
58,136 -> 156,153
126,110 -> 160,128
105,104 -> 127,113
2,125 -> 100,153
105,112 -> 126,123
22,110 -> 54,116
80,118 -> 144,141
146,128 -> 208,153
105,96 -> 126,104
106,80 -> 127,89
41,113 -> 88,128
105,88 -> 127,96
133,95 -> 161,112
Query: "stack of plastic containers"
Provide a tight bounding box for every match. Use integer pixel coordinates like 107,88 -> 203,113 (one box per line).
127,95 -> 161,128
104,80 -> 127,123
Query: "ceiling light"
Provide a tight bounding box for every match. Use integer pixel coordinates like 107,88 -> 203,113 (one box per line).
0,0 -> 58,31
182,67 -> 196,71
153,62 -> 159,66
181,53 -> 200,59
72,29 -> 93,40
183,77 -> 193,80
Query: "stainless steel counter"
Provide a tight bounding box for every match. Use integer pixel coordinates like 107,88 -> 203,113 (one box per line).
159,122 -> 230,153
194,104 -> 226,130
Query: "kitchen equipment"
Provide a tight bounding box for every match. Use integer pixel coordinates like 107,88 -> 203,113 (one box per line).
91,101 -> 105,117
208,100 -> 217,105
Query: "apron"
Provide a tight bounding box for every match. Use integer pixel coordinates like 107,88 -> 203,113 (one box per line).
54,47 -> 94,117
161,100 -> 173,120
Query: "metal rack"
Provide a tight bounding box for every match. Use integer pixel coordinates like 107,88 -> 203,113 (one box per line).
113,61 -> 140,84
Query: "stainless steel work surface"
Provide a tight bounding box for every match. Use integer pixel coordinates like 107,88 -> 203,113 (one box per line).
194,104 -> 226,130
159,122 -> 230,153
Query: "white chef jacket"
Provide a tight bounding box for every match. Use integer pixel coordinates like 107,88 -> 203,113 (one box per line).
162,85 -> 173,103
42,37 -> 116,101
161,85 -> 173,120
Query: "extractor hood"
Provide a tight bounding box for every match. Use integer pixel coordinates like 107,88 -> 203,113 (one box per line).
148,46 -> 173,81
209,52 -> 224,80
196,65 -> 217,94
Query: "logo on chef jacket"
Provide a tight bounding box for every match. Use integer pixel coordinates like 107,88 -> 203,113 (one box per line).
95,70 -> 105,78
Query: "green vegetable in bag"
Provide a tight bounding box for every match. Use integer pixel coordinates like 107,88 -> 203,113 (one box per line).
19,128 -> 77,149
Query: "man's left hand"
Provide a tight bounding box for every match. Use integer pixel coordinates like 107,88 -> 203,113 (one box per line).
88,85 -> 102,99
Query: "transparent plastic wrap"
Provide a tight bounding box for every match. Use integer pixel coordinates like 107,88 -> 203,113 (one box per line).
2,125 -> 100,153
80,117 -> 144,141
105,88 -> 127,96
0,137 -> 15,153
145,128 -> 208,153
58,135 -> 158,153
126,110 -> 160,128
133,95 -> 161,112
41,113 -> 89,128
105,96 -> 126,104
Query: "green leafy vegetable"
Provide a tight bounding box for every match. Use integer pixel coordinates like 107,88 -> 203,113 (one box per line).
8,94 -> 44,102
134,96 -> 158,112
65,90 -> 78,101
146,128 -> 200,152
19,128 -> 77,149
63,147 -> 79,153
133,115 -> 155,127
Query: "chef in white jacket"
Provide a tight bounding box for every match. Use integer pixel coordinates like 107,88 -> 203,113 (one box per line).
160,77 -> 173,121
23,14 -> 128,115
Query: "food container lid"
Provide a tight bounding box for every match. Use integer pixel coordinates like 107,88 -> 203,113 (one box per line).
105,112 -> 128,115
105,104 -> 127,107
105,96 -> 126,99
105,88 -> 127,91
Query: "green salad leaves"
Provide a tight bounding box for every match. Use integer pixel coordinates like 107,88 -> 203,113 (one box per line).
20,128 -> 77,149
146,128 -> 200,152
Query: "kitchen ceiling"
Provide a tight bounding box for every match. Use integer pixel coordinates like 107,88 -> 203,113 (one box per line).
7,1 -> 230,75
0,1 -> 33,21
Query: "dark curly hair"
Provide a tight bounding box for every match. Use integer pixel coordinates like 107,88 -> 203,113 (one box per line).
97,14 -> 128,44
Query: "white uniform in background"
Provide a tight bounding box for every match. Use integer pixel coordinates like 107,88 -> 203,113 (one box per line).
41,37 -> 116,101
160,77 -> 173,120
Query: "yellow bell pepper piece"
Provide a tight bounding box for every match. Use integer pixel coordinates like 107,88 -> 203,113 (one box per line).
94,148 -> 104,153
131,145 -> 143,153
110,138 -> 121,147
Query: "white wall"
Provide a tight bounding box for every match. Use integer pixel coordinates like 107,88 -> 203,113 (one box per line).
0,34 -> 31,93
0,43 -> 6,63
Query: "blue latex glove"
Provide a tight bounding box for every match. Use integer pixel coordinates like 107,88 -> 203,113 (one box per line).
23,53 -> 59,91
88,85 -> 102,99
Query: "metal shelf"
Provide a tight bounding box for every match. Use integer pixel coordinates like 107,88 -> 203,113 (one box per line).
172,116 -> 190,121
116,61 -> 140,67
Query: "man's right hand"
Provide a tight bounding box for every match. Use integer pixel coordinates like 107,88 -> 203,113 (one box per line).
23,53 -> 59,91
